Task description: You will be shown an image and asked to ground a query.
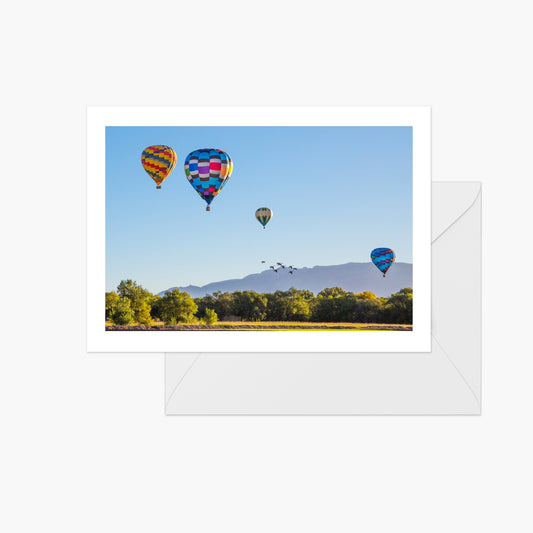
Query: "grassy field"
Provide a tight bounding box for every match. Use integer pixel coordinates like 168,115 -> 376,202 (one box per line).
106,321 -> 412,331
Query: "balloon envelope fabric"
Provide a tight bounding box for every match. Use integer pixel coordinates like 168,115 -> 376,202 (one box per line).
184,148 -> 233,211
255,207 -> 273,228
370,248 -> 396,276
141,145 -> 177,189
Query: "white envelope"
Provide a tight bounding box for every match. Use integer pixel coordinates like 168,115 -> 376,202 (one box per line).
165,182 -> 481,415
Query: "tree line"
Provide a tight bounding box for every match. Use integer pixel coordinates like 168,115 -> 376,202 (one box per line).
106,280 -> 413,326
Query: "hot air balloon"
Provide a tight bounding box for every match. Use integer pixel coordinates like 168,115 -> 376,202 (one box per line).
184,148 -> 233,211
255,207 -> 273,229
141,145 -> 177,189
371,248 -> 396,277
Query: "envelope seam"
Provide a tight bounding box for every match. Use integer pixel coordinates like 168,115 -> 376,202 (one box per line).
432,334 -> 480,411
165,353 -> 203,410
432,187 -> 481,244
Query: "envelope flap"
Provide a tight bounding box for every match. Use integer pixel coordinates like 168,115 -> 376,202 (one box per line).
432,182 -> 481,241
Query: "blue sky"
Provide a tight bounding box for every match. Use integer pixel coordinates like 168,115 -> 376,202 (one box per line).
106,126 -> 412,294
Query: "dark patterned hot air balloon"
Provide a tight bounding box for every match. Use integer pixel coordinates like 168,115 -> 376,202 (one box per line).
184,148 -> 233,211
141,145 -> 177,189
371,248 -> 396,277
255,207 -> 273,229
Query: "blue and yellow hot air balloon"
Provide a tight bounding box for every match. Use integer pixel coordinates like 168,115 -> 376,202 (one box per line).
371,248 -> 396,277
141,145 -> 177,189
255,207 -> 273,229
184,148 -> 233,211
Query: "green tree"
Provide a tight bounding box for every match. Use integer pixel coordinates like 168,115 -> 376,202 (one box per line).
149,295 -> 162,321
232,291 -> 267,321
194,292 -> 236,320
194,294 -> 215,318
212,292 -> 235,319
384,288 -> 413,324
311,288 -> 385,322
354,291 -> 376,300
351,298 -> 384,323
109,297 -> 134,325
265,290 -> 287,320
398,288 -> 413,295
105,292 -> 120,320
298,289 -> 315,301
160,289 -> 198,325
314,287 -> 353,322
201,308 -> 218,325
117,280 -> 153,324
266,288 -> 311,321
286,297 -> 310,321
136,300 -> 152,325
317,287 -> 349,299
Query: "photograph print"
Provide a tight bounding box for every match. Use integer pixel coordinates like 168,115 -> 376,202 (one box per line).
88,107 -> 431,352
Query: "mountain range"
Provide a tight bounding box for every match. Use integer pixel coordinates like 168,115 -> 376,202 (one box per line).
159,262 -> 412,298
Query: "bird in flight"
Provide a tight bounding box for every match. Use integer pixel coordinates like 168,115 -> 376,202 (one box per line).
266,261 -> 298,274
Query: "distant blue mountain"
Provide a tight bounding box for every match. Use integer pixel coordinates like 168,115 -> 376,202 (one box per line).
159,262 -> 412,298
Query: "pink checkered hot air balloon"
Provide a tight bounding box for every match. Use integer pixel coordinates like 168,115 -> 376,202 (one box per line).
184,149 -> 233,211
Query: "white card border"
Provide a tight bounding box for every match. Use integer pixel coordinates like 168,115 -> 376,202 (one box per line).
87,106 -> 431,352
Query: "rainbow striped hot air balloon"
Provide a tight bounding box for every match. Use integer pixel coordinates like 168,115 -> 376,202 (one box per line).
184,148 -> 233,211
141,145 -> 177,189
371,248 -> 396,277
255,207 -> 273,229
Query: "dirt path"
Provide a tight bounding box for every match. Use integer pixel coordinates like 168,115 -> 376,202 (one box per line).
106,322 -> 412,331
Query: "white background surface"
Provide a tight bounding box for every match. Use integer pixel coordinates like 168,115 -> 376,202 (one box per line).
1,1 -> 531,532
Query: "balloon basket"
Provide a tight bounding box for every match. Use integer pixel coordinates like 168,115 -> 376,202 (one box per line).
206,206 -> 211,211
156,186 -> 161,189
